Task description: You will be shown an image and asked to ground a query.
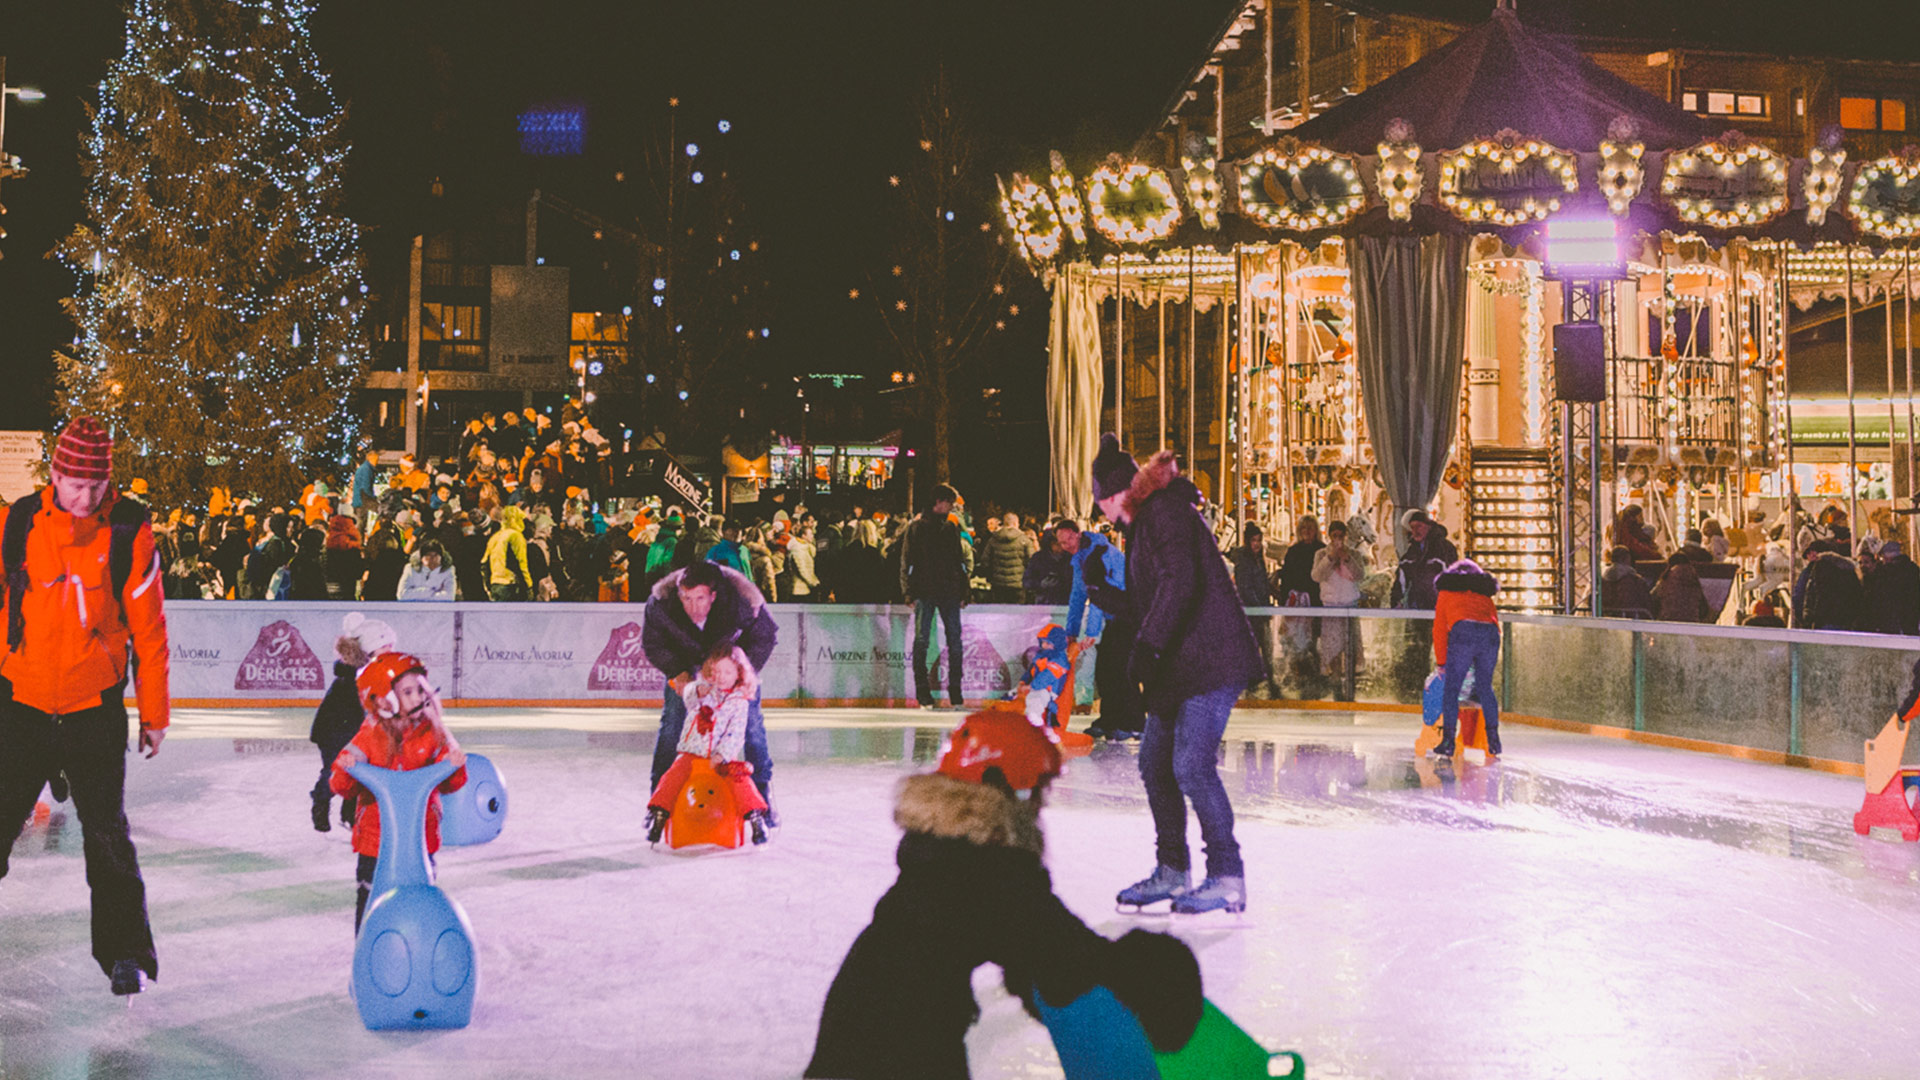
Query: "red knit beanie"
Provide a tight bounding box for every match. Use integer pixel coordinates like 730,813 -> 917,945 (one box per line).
51,418 -> 114,482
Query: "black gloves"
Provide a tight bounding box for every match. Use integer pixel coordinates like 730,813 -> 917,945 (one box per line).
1127,642 -> 1165,697
1105,930 -> 1204,1053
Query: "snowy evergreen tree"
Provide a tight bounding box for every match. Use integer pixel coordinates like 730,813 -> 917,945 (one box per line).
56,0 -> 366,503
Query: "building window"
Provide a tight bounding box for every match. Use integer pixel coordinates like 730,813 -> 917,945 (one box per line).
1685,89 -> 1767,118
1842,95 -> 1908,131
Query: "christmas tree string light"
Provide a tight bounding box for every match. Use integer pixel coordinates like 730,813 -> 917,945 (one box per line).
57,0 -> 367,500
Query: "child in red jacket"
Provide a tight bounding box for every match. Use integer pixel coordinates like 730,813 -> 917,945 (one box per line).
1431,558 -> 1502,758
330,652 -> 467,931
645,645 -> 771,845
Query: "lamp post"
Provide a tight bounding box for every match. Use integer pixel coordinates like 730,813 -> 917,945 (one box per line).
1544,216 -> 1626,616
0,57 -> 49,252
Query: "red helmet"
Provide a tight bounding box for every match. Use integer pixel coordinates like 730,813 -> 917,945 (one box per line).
935,711 -> 1063,793
357,652 -> 427,721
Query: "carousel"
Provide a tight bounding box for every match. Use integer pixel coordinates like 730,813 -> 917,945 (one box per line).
1009,5 -> 1920,614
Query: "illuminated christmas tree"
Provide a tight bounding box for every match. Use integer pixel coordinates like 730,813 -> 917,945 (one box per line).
56,0 -> 365,503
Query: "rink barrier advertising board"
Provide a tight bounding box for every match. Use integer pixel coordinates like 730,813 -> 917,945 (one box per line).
164,602 -> 1058,707
160,603 -> 1920,779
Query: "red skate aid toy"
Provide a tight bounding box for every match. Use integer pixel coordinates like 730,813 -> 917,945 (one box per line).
1854,711 -> 1920,842
647,647 -> 770,850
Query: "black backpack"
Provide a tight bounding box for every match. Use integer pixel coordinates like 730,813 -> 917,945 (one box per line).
4,490 -> 150,648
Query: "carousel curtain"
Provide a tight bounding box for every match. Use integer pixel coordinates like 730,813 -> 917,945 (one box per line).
1047,266 -> 1105,517
1349,234 -> 1469,549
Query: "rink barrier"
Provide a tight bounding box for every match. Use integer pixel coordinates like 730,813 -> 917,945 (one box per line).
159,601 -> 1916,775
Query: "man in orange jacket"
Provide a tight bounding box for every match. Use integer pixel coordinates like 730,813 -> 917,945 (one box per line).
0,418 -> 170,997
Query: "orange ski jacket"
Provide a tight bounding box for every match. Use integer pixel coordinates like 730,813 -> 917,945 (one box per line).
1,491 -> 171,729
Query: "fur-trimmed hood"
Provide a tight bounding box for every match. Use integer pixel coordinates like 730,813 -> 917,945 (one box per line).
894,773 -> 1043,856
648,562 -> 768,614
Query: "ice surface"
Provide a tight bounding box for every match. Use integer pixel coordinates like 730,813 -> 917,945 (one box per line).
3,707 -> 1919,1079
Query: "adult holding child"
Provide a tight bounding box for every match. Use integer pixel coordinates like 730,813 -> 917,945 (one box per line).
641,560 -> 780,808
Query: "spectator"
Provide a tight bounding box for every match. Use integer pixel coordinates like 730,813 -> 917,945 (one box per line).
288,526 -> 330,600
979,513 -> 1037,603
485,504 -> 533,601
1392,509 -> 1459,610
900,483 -> 970,709
646,511 -> 686,590
1744,599 -> 1787,628
599,550 -> 631,603
1275,516 -> 1324,672
1797,544 -> 1863,630
1678,528 -> 1714,565
784,523 -> 822,599
706,521 -> 752,577
1312,519 -> 1368,671
1226,523 -> 1274,690
453,510 -> 492,602
1866,540 -> 1920,635
835,520 -> 891,605
241,512 -> 296,600
1651,551 -> 1710,623
360,520 -> 408,602
322,515 -> 363,600
1610,505 -> 1662,562
743,525 -> 779,601
1600,546 -> 1655,618
1701,518 -> 1730,561
398,540 -> 455,601
1021,528 -> 1071,606
351,448 -> 380,533
210,517 -> 250,600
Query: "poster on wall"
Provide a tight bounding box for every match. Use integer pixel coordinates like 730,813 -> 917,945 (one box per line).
0,431 -> 46,502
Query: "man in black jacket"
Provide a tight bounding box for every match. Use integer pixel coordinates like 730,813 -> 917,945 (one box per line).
900,484 -> 970,708
1392,509 -> 1458,610
1093,435 -> 1262,918
641,560 -> 780,801
1865,541 -> 1920,635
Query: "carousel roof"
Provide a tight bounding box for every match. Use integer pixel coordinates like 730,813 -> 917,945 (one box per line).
1287,5 -> 1711,155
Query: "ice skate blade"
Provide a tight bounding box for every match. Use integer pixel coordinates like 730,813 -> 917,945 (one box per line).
1169,906 -> 1252,928
1115,900 -> 1176,917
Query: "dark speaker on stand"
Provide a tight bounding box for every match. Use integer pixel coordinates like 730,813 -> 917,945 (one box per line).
1552,322 -> 1607,403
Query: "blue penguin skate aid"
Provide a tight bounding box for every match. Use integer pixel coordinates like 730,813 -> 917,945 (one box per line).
347,759 -> 478,1031
1033,985 -> 1305,1079
439,753 -> 508,847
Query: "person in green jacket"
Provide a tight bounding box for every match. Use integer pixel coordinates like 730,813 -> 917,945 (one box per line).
485,504 -> 532,601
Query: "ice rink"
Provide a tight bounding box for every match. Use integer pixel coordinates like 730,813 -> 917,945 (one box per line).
3,705 -> 1919,1079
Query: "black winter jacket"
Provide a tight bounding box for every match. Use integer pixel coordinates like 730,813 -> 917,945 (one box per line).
1393,524 -> 1459,609
640,565 -> 779,680
1865,556 -> 1920,635
1122,456 -> 1262,715
899,509 -> 971,604
805,774 -> 1202,1080
309,661 -> 364,751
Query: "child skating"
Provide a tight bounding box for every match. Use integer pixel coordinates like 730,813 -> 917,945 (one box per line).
330,653 -> 467,931
1429,558 -> 1503,759
805,711 -> 1203,1079
645,645 -> 772,846
309,613 -> 394,832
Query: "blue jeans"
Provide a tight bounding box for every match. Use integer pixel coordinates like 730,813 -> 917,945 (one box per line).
1138,684 -> 1243,878
1441,621 -> 1502,753
911,598 -> 965,705
651,689 -> 773,801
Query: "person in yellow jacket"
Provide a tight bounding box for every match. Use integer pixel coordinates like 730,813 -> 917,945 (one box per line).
0,418 -> 170,997
485,504 -> 532,601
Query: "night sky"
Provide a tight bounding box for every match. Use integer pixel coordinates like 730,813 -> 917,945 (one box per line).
0,0 -> 1234,439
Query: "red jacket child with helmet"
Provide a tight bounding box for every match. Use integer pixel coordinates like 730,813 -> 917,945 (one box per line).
329,652 -> 467,931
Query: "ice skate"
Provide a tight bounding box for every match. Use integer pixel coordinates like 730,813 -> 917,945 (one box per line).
1171,875 -> 1247,919
1115,865 -> 1189,914
109,959 -> 146,999
312,799 -> 332,833
645,807 -> 669,844
748,811 -> 769,845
